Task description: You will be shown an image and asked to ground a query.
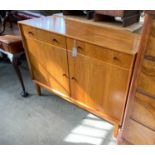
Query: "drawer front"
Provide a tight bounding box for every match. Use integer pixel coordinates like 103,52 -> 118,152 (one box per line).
67,38 -> 134,69
22,25 -> 66,49
124,119 -> 155,144
146,35 -> 155,58
146,21 -> 155,58
131,92 -> 155,130
138,59 -> 155,96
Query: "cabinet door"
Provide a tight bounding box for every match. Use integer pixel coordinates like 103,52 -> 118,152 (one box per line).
68,46 -> 131,122
25,38 -> 70,97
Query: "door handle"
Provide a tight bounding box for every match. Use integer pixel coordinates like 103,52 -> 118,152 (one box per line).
62,73 -> 68,78
71,77 -> 77,81
77,46 -> 83,50
113,56 -> 120,62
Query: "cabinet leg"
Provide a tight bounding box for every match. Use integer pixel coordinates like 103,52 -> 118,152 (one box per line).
113,124 -> 119,138
35,84 -> 41,96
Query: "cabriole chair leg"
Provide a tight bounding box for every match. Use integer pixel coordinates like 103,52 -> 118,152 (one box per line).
12,58 -> 29,97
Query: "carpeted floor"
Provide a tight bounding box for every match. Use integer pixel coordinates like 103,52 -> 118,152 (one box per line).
0,60 -> 116,145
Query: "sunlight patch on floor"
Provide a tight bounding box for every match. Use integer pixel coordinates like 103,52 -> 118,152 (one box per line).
64,113 -> 114,144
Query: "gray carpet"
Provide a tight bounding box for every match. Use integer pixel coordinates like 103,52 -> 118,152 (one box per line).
0,60 -> 116,145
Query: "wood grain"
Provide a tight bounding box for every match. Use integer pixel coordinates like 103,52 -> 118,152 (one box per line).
124,119 -> 155,144
138,59 -> 155,96
146,21 -> 155,57
131,92 -> 155,130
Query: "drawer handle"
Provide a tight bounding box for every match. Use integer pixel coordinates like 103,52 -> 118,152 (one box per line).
71,77 -> 77,81
77,46 -> 83,50
52,38 -> 58,43
28,31 -> 34,35
113,56 -> 120,61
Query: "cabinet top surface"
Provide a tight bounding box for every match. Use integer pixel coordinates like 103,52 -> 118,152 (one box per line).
19,14 -> 139,54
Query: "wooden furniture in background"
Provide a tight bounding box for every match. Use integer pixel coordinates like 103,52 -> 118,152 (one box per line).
94,10 -> 141,27
0,35 -> 28,97
117,11 -> 155,144
9,10 -> 61,21
18,14 -> 139,137
63,10 -> 94,19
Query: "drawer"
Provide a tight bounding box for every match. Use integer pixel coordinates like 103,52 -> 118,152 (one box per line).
146,21 -> 155,58
131,92 -> 155,130
146,35 -> 155,58
22,25 -> 66,49
124,119 -> 155,144
67,38 -> 134,69
138,59 -> 155,96
112,51 -> 134,69
146,21 -> 155,57
67,38 -> 111,64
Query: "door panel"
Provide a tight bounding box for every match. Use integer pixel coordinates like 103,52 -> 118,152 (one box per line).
25,38 -> 70,97
68,52 -> 130,122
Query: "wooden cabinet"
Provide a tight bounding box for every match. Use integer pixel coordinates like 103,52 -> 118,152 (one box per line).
117,11 -> 155,144
18,14 -> 138,137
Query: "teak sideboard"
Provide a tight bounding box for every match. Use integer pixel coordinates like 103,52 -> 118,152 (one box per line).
18,14 -> 139,137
